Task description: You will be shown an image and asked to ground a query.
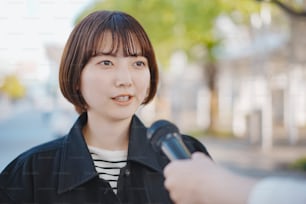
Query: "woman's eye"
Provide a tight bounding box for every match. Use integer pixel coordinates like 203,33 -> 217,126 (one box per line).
134,61 -> 146,68
99,60 -> 113,66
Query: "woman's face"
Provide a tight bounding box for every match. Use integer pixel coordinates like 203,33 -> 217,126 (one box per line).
80,31 -> 151,121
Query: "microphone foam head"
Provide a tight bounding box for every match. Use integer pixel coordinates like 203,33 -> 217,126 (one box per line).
147,120 -> 179,148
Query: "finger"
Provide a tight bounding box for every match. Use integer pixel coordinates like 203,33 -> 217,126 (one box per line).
164,176 -> 171,190
191,152 -> 206,160
164,160 -> 181,177
163,163 -> 173,177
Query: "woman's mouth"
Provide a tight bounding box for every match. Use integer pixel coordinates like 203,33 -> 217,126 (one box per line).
111,95 -> 134,105
113,95 -> 131,102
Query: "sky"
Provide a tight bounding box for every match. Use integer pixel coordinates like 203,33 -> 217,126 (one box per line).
0,0 -> 93,75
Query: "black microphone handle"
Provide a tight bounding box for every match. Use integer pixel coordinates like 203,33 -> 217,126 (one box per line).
160,133 -> 191,160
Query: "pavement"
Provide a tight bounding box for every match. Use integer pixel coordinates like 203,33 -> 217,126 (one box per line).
201,136 -> 306,179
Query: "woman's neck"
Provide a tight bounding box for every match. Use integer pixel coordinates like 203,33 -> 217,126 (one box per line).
83,112 -> 131,151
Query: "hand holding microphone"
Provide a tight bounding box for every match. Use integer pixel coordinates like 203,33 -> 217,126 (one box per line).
147,120 -> 191,160
154,127 -> 254,204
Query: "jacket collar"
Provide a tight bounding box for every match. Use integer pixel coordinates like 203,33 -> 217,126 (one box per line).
57,113 -> 163,194
127,116 -> 162,172
57,113 -> 97,194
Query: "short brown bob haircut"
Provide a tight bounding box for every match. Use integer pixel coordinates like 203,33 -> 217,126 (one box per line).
59,10 -> 159,114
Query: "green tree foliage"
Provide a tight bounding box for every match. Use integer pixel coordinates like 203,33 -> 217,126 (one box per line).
290,156 -> 306,171
76,0 -> 259,66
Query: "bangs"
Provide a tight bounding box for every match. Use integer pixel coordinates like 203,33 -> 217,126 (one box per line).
92,31 -> 144,57
90,12 -> 151,57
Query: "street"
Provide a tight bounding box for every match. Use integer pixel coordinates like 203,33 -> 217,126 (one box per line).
0,101 -> 76,172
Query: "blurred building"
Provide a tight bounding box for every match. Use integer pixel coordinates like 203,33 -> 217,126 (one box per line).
140,4 -> 306,150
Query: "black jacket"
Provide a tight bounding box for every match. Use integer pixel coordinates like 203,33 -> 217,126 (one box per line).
0,113 -> 210,204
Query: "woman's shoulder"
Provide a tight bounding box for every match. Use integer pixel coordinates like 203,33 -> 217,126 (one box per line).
0,136 -> 66,175
0,136 -> 67,202
19,136 -> 64,159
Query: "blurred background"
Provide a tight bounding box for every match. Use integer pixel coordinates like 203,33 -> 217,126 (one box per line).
1,0 -> 306,179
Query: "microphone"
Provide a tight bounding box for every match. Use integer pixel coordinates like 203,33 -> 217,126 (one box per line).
147,120 -> 191,160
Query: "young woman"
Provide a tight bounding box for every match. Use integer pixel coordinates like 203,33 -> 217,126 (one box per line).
0,10 -> 211,203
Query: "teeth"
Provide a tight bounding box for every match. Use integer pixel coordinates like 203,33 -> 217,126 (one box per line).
114,96 -> 130,102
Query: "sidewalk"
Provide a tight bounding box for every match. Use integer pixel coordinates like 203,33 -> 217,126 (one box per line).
200,136 -> 306,179
0,97 -> 12,122
0,98 -> 32,122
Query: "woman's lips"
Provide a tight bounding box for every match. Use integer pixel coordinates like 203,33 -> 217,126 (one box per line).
113,95 -> 130,102
112,95 -> 133,105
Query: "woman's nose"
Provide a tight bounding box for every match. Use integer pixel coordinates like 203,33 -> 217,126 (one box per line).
115,67 -> 132,87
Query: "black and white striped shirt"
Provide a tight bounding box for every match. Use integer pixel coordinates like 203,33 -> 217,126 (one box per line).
88,146 -> 127,194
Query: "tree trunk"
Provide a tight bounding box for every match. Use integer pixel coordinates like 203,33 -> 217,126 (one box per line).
205,61 -> 218,131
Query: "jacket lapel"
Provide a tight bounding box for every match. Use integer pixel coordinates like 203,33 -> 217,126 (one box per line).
57,113 -> 97,194
127,116 -> 164,173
